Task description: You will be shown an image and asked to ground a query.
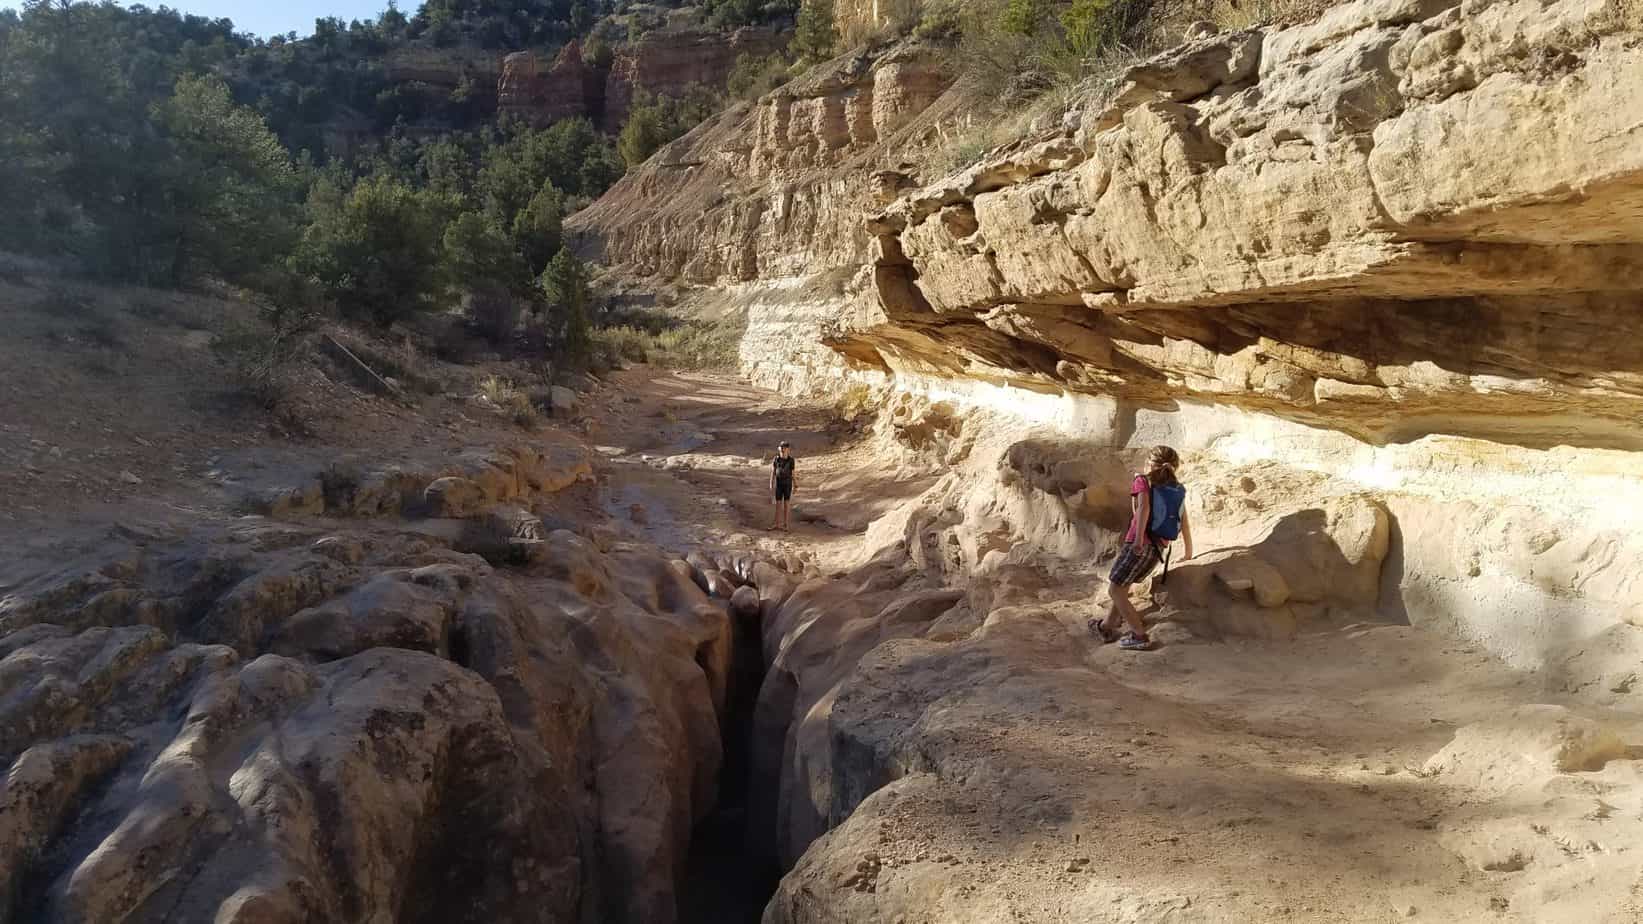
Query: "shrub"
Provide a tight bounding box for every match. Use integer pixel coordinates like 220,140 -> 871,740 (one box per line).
953,0 -> 1154,99
726,52 -> 792,99
589,312 -> 746,371
25,289 -> 93,317
465,286 -> 522,345
583,36 -> 615,69
479,374 -> 538,427
591,325 -> 653,364
1206,0 -> 1303,29
617,87 -> 720,168
211,307 -> 315,410
914,2 -> 964,41
293,174 -> 451,327
650,316 -> 744,370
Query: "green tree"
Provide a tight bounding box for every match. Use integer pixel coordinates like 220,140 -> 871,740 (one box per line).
151,74 -> 301,285
539,247 -> 591,362
791,0 -> 838,64
617,103 -> 670,169
443,210 -> 527,294
512,181 -> 565,277
617,88 -> 718,168
293,174 -> 449,325
479,117 -> 622,216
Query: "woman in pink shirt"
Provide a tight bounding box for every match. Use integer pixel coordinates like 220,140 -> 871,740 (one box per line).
1093,445 -> 1194,650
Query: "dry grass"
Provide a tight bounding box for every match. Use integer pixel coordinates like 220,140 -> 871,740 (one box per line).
834,382 -> 877,421
479,374 -> 539,427
589,312 -> 746,372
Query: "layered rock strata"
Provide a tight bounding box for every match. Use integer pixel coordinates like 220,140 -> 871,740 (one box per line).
853,0 -> 1643,446
569,40 -> 959,389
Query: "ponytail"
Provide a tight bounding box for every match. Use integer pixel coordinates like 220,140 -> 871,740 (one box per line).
1144,445 -> 1181,487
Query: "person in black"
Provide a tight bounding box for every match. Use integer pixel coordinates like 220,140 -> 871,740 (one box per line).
769,441 -> 796,531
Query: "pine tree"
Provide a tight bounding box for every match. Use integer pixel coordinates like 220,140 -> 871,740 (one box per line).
539,247 -> 591,363
791,0 -> 838,65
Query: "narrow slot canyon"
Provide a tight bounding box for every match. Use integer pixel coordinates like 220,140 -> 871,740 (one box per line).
679,598 -> 781,923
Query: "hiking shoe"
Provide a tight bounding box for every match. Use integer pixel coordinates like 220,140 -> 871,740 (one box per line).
1118,633 -> 1154,651
1088,618 -> 1120,644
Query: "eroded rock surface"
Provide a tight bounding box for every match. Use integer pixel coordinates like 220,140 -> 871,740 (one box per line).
744,542 -> 1643,924
0,449 -> 736,924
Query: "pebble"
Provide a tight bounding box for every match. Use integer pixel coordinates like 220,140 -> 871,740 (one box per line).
119,470 -> 143,485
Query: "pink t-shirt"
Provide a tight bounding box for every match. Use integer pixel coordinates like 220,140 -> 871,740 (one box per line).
1123,474 -> 1152,545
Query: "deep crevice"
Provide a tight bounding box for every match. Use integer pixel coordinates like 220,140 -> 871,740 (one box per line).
679,605 -> 779,922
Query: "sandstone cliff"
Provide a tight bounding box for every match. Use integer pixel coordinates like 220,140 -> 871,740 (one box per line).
570,3 -> 1643,918
572,0 -> 1643,658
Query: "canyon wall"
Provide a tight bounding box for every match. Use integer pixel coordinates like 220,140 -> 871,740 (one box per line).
498,26 -> 788,131
572,0 -> 1643,670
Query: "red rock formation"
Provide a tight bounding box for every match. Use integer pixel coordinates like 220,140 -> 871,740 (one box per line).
495,27 -> 788,130
602,26 -> 787,131
498,41 -> 607,126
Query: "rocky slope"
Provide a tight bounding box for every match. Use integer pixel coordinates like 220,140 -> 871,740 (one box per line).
570,0 -> 1643,920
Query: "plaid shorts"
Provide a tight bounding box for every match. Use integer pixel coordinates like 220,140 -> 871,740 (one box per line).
1108,541 -> 1161,586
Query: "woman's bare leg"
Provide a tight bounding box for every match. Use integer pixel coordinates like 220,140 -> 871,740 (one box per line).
1108,581 -> 1147,636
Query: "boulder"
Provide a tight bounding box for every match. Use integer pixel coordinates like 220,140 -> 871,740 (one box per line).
730,585 -> 761,621
424,475 -> 487,518
550,385 -> 579,418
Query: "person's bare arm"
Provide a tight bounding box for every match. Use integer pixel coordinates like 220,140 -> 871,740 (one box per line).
1132,487 -> 1151,543
1180,507 -> 1195,560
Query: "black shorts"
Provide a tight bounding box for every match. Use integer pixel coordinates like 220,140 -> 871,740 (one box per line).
774,479 -> 793,501
1108,541 -> 1161,585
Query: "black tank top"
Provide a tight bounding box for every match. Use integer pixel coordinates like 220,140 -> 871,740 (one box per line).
772,455 -> 794,481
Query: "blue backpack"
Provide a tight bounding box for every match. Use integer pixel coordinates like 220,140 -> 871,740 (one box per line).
1147,480 -> 1187,541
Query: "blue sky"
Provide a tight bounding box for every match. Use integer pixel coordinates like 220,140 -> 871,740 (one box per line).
1,0 -> 403,39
